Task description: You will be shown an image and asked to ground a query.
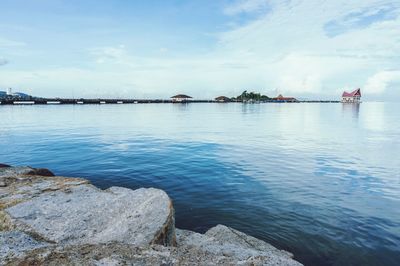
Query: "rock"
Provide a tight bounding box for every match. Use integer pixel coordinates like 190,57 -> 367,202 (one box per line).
0,166 -> 56,189
26,168 -> 55,177
175,225 -> 302,265
0,231 -> 50,264
6,185 -> 176,247
0,166 -> 40,178
0,166 -> 54,180
0,164 -> 10,168
206,224 -> 295,258
0,166 -> 303,265
0,172 -> 89,210
6,226 -> 303,266
4,243 -> 177,266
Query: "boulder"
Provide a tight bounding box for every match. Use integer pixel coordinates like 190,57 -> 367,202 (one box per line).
174,225 -> 302,265
0,166 -> 55,188
0,167 -> 89,211
5,185 -> 176,247
2,243 -> 177,266
0,166 -> 52,178
26,168 -> 55,177
4,226 -> 303,265
0,166 -> 302,265
0,231 -> 49,263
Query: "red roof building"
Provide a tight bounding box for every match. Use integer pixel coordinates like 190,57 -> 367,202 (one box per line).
272,94 -> 297,102
171,94 -> 192,102
341,88 -> 361,103
214,96 -> 231,102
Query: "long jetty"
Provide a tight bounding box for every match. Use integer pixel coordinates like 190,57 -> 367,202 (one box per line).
0,98 -> 340,105
0,98 -> 213,105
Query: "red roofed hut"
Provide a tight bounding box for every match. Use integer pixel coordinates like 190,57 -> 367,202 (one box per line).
341,88 -> 361,103
272,94 -> 297,102
171,94 -> 192,103
215,96 -> 231,102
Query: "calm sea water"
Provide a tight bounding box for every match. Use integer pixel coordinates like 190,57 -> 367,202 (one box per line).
0,103 -> 399,265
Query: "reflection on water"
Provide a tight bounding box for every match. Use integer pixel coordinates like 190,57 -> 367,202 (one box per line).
0,102 -> 399,266
241,102 -> 262,114
342,102 -> 360,120
172,102 -> 191,111
362,102 -> 386,132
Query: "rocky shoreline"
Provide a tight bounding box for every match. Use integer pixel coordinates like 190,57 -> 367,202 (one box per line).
0,165 -> 302,265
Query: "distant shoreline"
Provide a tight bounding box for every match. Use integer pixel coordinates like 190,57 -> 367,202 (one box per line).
0,98 -> 340,105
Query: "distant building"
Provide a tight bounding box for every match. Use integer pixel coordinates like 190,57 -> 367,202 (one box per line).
0,91 -> 6,99
215,96 -> 231,102
342,88 -> 361,103
0,88 -> 32,100
272,94 -> 297,102
12,92 -> 31,100
171,94 -> 192,102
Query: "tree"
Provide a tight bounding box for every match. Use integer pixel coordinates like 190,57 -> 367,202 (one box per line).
234,90 -> 270,101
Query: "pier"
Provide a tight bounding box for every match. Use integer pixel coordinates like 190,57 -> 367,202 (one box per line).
0,98 -> 214,105
0,98 -> 340,105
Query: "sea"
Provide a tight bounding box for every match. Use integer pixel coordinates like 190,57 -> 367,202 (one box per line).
0,102 -> 399,265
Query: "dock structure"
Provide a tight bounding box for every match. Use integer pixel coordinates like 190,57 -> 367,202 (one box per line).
0,98 -> 340,105
0,98 -> 214,105
13,101 -> 35,105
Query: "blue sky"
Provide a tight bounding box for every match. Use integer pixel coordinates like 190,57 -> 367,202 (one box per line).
0,0 -> 399,100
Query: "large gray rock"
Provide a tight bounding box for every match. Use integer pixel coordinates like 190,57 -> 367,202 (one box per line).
0,166 -> 36,188
0,231 -> 50,263
0,163 -> 11,168
3,243 -> 177,266
0,166 -> 89,225
0,166 -> 54,181
6,184 -> 175,247
0,166 -> 303,265
4,225 -> 302,266
175,225 -> 302,265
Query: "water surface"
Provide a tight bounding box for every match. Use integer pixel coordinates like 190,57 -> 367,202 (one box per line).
0,103 -> 399,265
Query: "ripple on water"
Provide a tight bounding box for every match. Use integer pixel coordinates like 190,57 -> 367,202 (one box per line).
0,103 -> 399,266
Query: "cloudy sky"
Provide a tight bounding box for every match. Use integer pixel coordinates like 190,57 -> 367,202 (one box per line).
0,0 -> 399,100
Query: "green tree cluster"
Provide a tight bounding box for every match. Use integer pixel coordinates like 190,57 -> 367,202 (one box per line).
233,91 -> 270,101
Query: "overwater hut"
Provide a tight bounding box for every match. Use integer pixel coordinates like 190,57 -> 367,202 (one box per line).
341,88 -> 361,103
171,94 -> 192,102
215,96 -> 231,102
273,94 -> 297,102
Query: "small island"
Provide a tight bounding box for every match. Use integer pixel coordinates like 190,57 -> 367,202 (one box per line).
232,90 -> 272,102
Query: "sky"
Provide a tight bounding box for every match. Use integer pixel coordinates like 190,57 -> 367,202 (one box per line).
0,0 -> 399,100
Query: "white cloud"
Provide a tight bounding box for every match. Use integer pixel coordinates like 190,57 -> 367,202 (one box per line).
0,37 -> 26,47
90,45 -> 128,64
364,70 -> 400,94
2,1 -> 400,100
216,0 -> 400,97
224,0 -> 269,15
